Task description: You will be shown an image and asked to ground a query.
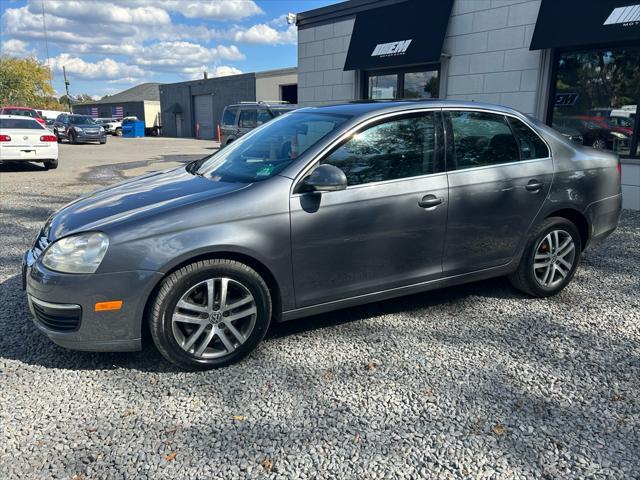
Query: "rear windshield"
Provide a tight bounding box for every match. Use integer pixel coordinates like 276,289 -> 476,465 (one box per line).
69,116 -> 96,125
0,118 -> 45,129
195,111 -> 348,183
1,108 -> 40,118
222,107 -> 238,126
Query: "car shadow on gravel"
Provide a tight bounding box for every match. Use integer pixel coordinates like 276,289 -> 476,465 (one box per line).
0,162 -> 47,172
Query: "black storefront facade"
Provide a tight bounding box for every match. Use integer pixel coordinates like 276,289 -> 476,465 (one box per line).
296,0 -> 640,209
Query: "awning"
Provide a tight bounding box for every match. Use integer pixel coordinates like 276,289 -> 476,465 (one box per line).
344,0 -> 453,71
530,0 -> 640,50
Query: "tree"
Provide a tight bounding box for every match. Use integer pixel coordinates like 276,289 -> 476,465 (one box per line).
0,56 -> 56,107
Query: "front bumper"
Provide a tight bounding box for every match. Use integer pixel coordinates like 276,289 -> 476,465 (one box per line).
23,250 -> 163,352
76,132 -> 106,142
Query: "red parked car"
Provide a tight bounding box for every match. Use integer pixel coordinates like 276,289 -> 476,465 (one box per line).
0,106 -> 46,126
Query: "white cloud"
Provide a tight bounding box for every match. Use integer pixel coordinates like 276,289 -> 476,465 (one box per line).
49,53 -> 145,81
183,65 -> 243,80
31,0 -> 171,25
135,41 -> 245,71
135,0 -> 264,20
212,16 -> 297,45
1,38 -> 30,56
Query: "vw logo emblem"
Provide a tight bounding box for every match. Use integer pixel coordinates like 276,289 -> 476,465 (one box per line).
209,311 -> 222,323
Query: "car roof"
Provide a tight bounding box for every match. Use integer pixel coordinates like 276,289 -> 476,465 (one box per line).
227,103 -> 297,109
0,114 -> 40,120
294,99 -> 529,120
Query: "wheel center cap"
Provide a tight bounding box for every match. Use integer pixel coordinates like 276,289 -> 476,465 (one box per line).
209,311 -> 222,323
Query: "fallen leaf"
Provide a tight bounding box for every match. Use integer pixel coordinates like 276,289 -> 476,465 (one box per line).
71,475 -> 85,480
611,394 -> 625,402
261,458 -> 273,472
165,425 -> 180,434
491,424 -> 506,436
366,361 -> 378,371
617,416 -> 627,425
354,432 -> 361,444
232,415 -> 246,421
121,409 -> 135,418
164,452 -> 177,461
85,428 -> 97,433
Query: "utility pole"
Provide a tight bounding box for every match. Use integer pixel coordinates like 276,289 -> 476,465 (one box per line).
63,66 -> 72,112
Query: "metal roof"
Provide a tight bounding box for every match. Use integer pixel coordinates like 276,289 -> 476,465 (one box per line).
79,83 -> 160,105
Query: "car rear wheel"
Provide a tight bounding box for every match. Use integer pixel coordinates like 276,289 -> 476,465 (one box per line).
149,259 -> 272,370
68,131 -> 76,144
43,159 -> 58,170
509,217 -> 582,297
115,128 -> 122,137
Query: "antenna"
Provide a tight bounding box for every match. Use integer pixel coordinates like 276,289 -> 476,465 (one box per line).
40,0 -> 52,88
63,66 -> 72,111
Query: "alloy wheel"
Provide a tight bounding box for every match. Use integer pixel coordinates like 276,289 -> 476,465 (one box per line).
532,229 -> 576,288
171,277 -> 257,359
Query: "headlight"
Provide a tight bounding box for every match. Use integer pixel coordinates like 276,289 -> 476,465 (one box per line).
610,131 -> 627,139
99,126 -> 105,132
42,232 -> 109,274
74,126 -> 83,132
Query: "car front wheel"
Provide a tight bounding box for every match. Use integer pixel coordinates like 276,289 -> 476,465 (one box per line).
509,217 -> 582,297
149,259 -> 272,370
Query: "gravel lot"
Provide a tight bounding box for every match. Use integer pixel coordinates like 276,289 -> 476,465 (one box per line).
1,137 -> 639,479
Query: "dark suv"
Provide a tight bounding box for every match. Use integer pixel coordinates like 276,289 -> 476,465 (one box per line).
23,100 -> 621,370
53,114 -> 107,144
219,102 -> 296,146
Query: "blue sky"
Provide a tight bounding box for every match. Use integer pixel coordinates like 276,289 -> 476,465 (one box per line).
0,0 -> 335,99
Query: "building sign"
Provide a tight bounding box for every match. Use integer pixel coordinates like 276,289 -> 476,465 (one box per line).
371,40 -> 412,58
554,93 -> 580,107
604,4 -> 640,27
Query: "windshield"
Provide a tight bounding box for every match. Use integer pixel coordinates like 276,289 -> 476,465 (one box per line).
195,111 -> 348,183
69,116 -> 96,125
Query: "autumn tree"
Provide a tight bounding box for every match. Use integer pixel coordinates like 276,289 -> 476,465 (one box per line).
0,55 -> 63,109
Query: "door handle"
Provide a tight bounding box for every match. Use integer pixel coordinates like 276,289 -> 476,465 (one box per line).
525,180 -> 544,192
418,195 -> 443,209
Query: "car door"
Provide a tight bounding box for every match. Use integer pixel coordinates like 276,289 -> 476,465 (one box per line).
290,110 -> 449,308
442,109 -> 553,275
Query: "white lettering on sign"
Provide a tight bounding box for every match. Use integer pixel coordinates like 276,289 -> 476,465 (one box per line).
371,40 -> 412,57
603,4 -> 640,26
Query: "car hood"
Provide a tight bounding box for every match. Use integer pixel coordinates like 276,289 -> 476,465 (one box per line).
47,167 -> 247,239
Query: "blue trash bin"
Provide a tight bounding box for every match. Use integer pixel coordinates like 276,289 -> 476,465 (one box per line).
122,121 -> 145,138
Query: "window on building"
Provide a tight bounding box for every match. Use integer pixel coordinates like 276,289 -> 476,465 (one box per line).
549,47 -> 640,157
322,113 -> 437,186
365,67 -> 439,100
447,111 -> 520,170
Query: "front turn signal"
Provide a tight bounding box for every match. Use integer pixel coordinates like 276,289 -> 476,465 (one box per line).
95,300 -> 123,312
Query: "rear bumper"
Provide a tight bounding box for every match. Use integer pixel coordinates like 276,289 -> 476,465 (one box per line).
0,145 -> 58,161
23,251 -> 163,352
585,193 -> 622,247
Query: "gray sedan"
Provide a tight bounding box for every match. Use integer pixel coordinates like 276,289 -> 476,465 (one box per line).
23,100 -> 622,369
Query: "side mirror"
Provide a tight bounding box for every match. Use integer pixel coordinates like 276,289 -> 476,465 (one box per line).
300,164 -> 347,192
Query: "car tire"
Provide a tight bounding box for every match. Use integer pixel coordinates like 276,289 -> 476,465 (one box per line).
115,128 -> 122,137
43,159 -> 58,170
592,138 -> 607,149
149,259 -> 272,370
509,217 -> 582,297
68,131 -> 76,145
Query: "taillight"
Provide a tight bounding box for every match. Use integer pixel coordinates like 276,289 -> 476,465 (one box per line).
40,135 -> 57,142
0,134 -> 11,142
36,117 -> 46,124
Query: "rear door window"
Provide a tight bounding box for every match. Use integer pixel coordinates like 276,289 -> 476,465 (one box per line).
447,111 -> 520,170
238,109 -> 257,129
507,117 -> 549,160
221,107 -> 238,126
256,109 -> 272,126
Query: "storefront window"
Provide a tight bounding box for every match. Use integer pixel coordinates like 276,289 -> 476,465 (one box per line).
366,68 -> 439,100
368,74 -> 397,99
550,47 -> 640,157
404,71 -> 438,99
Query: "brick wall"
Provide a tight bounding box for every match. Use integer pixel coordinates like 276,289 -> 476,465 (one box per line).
443,0 -> 542,114
297,19 -> 357,106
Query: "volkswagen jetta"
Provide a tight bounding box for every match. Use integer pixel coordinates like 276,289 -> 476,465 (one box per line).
23,101 -> 622,369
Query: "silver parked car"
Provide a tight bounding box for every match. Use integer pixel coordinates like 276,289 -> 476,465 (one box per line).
23,101 -> 622,369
